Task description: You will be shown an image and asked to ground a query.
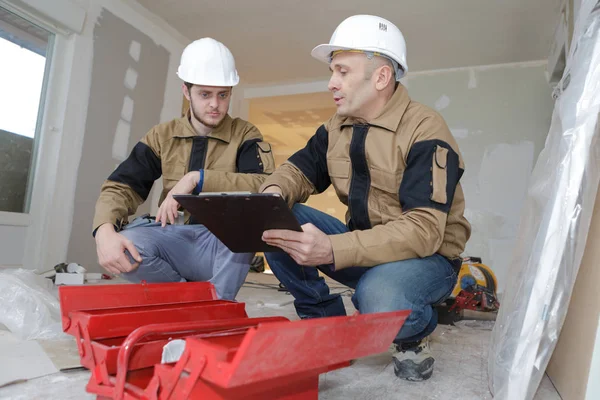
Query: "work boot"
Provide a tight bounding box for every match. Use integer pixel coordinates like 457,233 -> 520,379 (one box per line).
392,337 -> 434,381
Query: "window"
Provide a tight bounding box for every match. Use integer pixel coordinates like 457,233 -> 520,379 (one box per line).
0,6 -> 53,213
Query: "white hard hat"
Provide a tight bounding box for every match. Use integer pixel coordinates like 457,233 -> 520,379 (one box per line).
177,38 -> 240,86
311,15 -> 408,80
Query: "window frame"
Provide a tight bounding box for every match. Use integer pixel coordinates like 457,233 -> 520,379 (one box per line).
0,5 -> 55,220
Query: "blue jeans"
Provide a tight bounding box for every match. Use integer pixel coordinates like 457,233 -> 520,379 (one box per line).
120,222 -> 253,300
265,204 -> 458,344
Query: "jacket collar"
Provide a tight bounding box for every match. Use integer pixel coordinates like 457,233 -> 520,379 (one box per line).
175,111 -> 233,143
341,84 -> 411,132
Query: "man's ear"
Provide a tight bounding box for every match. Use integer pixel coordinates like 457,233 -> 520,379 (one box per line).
182,83 -> 191,101
375,65 -> 394,91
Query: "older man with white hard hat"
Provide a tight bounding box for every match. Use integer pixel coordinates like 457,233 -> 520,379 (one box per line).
93,38 -> 275,300
261,15 -> 471,381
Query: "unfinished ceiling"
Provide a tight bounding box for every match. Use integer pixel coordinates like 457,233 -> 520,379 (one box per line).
137,0 -> 563,84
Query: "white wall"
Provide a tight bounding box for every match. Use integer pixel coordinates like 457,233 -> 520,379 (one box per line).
401,62 -> 555,292
0,0 -> 188,270
0,225 -> 26,266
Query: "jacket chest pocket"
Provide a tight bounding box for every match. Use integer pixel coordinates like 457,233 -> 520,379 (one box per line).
369,166 -> 403,224
369,166 -> 402,194
328,158 -> 350,198
162,165 -> 186,192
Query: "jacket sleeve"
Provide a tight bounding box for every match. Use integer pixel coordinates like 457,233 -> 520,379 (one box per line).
92,129 -> 162,234
329,114 -> 465,269
201,124 -> 276,193
259,124 -> 330,208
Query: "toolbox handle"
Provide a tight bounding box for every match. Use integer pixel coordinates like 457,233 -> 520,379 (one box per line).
113,317 -> 286,400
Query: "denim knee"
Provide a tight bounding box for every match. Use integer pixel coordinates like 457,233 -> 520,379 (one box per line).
119,227 -> 156,258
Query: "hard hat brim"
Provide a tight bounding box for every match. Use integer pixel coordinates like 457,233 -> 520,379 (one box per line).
177,71 -> 239,87
311,44 -> 407,78
311,44 -> 353,64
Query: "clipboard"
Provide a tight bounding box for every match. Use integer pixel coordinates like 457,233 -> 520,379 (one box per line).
173,192 -> 302,253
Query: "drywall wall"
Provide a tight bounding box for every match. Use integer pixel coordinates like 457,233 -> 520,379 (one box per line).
402,62 -> 554,292
0,225 -> 26,266
546,186 -> 600,400
66,8 -> 170,270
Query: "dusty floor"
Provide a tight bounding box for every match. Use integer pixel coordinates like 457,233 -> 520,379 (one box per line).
0,273 -> 560,400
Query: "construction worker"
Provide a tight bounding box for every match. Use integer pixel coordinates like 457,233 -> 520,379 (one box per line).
93,38 -> 275,300
261,15 -> 471,381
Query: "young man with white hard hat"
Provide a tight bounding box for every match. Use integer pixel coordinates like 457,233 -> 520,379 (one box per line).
93,38 -> 275,300
261,15 -> 471,381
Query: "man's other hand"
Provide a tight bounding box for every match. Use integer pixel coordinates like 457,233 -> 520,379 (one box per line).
156,171 -> 199,227
95,223 -> 142,275
262,223 -> 334,266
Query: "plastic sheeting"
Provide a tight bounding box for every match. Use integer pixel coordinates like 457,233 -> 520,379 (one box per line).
489,1 -> 600,398
0,269 -> 67,340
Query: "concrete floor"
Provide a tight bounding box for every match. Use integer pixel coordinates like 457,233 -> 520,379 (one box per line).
0,273 -> 561,399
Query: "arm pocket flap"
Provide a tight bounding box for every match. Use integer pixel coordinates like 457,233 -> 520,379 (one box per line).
434,146 -> 448,169
431,146 -> 449,204
257,141 -> 272,152
257,141 -> 274,173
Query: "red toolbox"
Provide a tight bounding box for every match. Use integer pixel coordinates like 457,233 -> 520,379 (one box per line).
59,281 -> 409,399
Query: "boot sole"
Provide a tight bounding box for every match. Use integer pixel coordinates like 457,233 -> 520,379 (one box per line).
393,357 -> 434,381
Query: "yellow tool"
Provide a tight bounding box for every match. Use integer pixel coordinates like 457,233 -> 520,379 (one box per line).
437,256 -> 500,324
452,256 -> 498,303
